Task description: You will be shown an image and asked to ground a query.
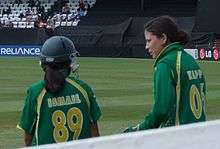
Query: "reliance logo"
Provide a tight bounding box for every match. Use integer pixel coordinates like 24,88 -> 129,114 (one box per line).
0,45 -> 41,56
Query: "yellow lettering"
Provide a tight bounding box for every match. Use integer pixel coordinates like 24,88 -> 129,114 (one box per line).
198,70 -> 203,79
57,97 -> 65,106
187,71 -> 193,80
48,98 -> 52,108
191,71 -> 196,79
71,94 -> 81,104
48,94 -> 81,108
75,94 -> 81,103
52,98 -> 57,107
187,69 -> 203,80
195,70 -> 199,79
66,96 -> 72,105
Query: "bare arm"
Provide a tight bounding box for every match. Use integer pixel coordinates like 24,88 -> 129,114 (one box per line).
24,132 -> 33,146
90,122 -> 100,137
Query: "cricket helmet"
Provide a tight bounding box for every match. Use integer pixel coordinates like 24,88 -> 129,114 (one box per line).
40,36 -> 79,72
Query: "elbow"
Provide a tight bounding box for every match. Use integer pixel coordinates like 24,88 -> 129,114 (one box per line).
90,122 -> 100,137
24,132 -> 33,146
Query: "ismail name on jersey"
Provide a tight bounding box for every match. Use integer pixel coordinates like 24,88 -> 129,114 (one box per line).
47,94 -> 81,108
187,69 -> 203,80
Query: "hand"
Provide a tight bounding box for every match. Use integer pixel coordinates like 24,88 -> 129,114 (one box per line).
123,126 -> 138,133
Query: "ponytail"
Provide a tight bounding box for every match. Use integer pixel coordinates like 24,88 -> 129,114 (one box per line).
177,30 -> 189,45
145,16 -> 189,46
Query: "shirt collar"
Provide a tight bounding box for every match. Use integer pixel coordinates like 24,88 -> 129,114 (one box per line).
153,42 -> 182,67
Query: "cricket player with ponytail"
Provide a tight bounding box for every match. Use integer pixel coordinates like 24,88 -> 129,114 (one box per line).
17,36 -> 101,146
124,16 -> 206,132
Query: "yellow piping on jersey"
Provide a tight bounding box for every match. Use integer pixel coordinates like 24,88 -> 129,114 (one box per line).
65,78 -> 91,120
16,124 -> 24,131
35,88 -> 46,145
175,51 -> 182,126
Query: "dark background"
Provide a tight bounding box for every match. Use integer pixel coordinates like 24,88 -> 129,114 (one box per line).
0,0 -> 218,58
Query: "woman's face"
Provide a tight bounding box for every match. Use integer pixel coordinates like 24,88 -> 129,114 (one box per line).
145,31 -> 167,58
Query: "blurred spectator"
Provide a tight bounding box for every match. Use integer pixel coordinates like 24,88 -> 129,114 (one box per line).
1,20 -> 5,28
27,0 -> 35,7
34,18 -> 47,28
0,21 -> 3,28
25,8 -> 32,16
38,12 -> 48,23
37,5 -> 45,15
47,7 -> 55,18
84,1 -> 90,10
6,6 -> 12,15
52,13 -> 62,22
8,21 -> 14,28
4,20 -> 13,28
46,16 -> 55,29
14,0 -> 22,6
31,7 -> 37,15
68,10 -> 78,21
34,19 -> 40,28
55,0 -> 68,13
38,20 -> 47,28
78,0 -> 86,11
2,8 -> 7,15
77,0 -> 87,17
35,0 -> 41,8
62,3 -> 70,14
19,12 -> 24,18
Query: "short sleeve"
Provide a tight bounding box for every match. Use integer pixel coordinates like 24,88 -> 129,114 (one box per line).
87,86 -> 101,122
18,88 -> 37,134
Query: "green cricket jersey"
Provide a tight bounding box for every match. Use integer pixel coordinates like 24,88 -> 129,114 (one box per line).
18,76 -> 101,145
137,42 -> 206,130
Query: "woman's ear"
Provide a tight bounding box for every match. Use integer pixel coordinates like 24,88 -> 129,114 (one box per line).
161,33 -> 168,44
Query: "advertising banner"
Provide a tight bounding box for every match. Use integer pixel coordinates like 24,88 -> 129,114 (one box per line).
184,49 -> 198,60
198,48 -> 219,61
0,45 -> 219,61
0,45 -> 41,57
182,48 -> 220,61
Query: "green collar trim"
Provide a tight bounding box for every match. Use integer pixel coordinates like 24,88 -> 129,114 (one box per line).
154,42 -> 183,67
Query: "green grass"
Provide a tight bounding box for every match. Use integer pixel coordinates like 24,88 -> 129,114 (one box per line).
0,57 -> 220,148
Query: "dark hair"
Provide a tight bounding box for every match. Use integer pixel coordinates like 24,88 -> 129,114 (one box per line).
41,62 -> 71,94
145,16 -> 189,45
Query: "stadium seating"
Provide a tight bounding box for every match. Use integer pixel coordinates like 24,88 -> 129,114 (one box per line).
0,0 -> 96,28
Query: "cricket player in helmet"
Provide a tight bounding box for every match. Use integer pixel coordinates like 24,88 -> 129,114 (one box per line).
17,36 -> 101,146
